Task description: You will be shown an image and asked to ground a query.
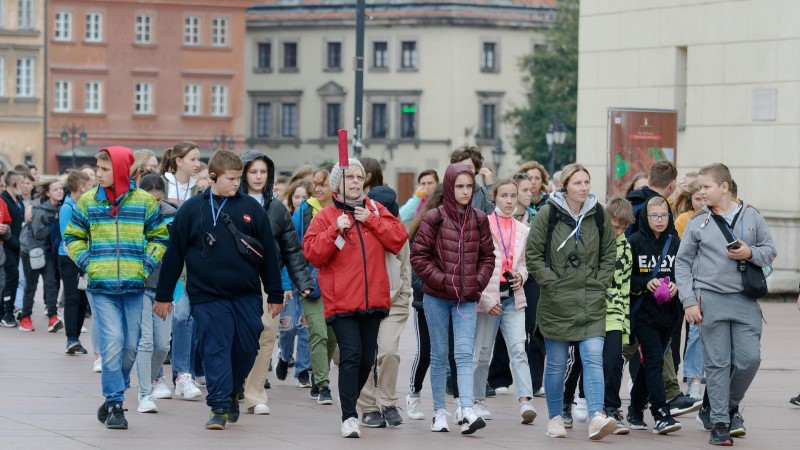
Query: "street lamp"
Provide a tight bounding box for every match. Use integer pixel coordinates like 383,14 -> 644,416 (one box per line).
61,125 -> 87,169
546,116 -> 567,178
491,138 -> 505,176
211,133 -> 236,151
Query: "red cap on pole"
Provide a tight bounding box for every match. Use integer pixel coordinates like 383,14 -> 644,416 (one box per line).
337,129 -> 349,169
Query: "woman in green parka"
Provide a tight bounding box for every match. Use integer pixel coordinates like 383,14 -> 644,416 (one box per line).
525,164 -> 617,441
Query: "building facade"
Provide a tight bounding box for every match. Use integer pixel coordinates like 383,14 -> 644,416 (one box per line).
246,0 -> 554,201
576,0 -> 800,292
0,0 -> 45,171
45,0 -> 251,173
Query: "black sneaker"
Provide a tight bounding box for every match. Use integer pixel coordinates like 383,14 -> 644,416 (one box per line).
361,410 -> 387,428
264,378 -> 271,390
485,384 -> 496,397
696,405 -> 713,431
310,384 -> 320,400
227,392 -> 240,423
275,358 -> 289,381
317,386 -> 333,405
97,402 -> 109,423
383,405 -> 403,427
652,411 -> 681,435
562,403 -> 574,428
66,339 -> 82,355
710,422 -> 733,446
105,404 -> 128,430
626,406 -> 648,430
206,409 -> 227,430
729,411 -> 746,437
790,394 -> 800,406
669,393 -> 702,417
0,313 -> 17,328
297,370 -> 312,388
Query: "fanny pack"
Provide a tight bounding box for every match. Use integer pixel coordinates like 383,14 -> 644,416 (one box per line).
220,212 -> 264,266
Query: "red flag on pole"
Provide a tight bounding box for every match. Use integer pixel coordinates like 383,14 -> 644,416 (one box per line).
337,129 -> 349,168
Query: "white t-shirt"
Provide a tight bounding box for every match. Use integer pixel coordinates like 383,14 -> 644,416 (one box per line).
164,172 -> 197,204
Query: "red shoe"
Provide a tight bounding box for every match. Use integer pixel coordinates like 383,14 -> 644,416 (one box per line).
19,316 -> 35,332
48,315 -> 63,333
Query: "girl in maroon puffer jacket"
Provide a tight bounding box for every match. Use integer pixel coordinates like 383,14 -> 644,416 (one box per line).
410,163 -> 495,435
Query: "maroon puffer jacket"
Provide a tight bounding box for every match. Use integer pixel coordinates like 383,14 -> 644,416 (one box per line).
410,164 -> 495,302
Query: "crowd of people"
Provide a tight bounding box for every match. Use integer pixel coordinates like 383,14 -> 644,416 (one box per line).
0,142 -> 789,447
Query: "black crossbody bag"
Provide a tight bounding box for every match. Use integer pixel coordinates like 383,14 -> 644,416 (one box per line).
710,210 -> 768,300
220,211 -> 265,266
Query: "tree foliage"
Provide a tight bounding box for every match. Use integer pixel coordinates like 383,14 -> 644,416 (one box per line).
505,0 -> 579,173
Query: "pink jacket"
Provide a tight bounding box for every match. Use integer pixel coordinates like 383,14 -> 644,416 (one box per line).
478,213 -> 530,313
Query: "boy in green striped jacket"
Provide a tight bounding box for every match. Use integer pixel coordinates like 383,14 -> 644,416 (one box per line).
64,146 -> 169,430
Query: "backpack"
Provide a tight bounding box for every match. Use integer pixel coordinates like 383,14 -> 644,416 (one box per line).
544,203 -> 605,268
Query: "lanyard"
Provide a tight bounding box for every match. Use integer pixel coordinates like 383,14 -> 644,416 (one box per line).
494,214 -> 514,269
210,197 -> 228,227
172,179 -> 190,205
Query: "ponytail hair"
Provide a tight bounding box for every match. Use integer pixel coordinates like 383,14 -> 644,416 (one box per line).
159,141 -> 199,175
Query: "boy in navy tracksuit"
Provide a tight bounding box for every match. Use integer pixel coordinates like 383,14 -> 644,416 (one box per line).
155,151 -> 283,430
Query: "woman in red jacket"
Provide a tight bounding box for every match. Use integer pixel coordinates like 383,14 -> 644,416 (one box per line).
303,158 -> 407,439
410,163 -> 495,435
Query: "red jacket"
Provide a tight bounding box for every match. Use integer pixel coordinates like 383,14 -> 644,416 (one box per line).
410,164 -> 495,302
303,195 -> 408,323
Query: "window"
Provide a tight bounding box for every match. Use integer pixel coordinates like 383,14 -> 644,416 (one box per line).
371,103 -> 387,138
211,17 -> 227,47
211,85 -> 228,116
481,104 -> 496,139
135,15 -> 153,44
16,57 -> 34,97
54,11 -> 72,41
400,41 -> 417,69
18,0 -> 33,29
326,42 -> 341,69
400,103 -> 416,138
85,13 -> 103,42
54,80 -> 71,112
134,82 -> 153,114
326,103 -> 341,137
184,84 -> 200,115
373,41 -> 388,68
257,43 -> 271,69
256,103 -> 271,138
85,81 -> 101,113
184,16 -> 200,45
281,103 -> 298,137
283,42 -> 297,69
481,42 -> 496,71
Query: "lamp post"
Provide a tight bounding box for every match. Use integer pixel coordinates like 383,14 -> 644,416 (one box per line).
546,116 -> 567,178
211,133 -> 236,152
491,138 -> 505,176
61,125 -> 87,169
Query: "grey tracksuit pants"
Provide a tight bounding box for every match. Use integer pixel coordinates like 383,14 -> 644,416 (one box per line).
699,290 -> 762,425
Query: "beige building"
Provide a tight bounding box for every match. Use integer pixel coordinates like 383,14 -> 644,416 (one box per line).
0,0 -> 45,171
245,1 -> 554,201
577,0 -> 800,293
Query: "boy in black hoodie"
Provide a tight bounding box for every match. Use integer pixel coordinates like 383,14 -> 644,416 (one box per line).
625,196 -> 683,435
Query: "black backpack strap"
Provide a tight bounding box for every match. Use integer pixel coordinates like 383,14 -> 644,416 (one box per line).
544,206 -> 559,268
594,203 -> 605,258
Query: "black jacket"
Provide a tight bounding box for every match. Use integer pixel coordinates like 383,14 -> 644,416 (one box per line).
367,185 -> 400,218
155,190 -> 284,305
239,150 -> 313,293
628,196 -> 682,331
1,190 -> 24,253
626,186 -> 677,237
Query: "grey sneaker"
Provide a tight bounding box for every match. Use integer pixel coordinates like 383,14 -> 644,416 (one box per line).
383,405 -> 403,427
361,410 -> 386,428
729,411 -> 746,437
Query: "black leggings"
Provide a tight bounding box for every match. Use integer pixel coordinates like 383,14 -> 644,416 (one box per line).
409,306 -> 430,394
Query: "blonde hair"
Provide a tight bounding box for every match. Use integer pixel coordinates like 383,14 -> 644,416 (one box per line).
698,163 -> 733,189
130,149 -> 157,178
673,181 -> 701,214
646,195 -> 669,211
560,163 -> 590,191
606,196 -> 635,224
95,151 -> 111,162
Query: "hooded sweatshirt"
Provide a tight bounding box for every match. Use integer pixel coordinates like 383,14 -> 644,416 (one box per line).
626,186 -> 677,237
21,198 -> 60,254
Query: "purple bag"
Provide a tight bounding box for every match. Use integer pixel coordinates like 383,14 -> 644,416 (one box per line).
654,276 -> 672,305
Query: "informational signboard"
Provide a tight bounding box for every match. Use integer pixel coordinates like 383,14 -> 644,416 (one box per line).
607,108 -> 678,197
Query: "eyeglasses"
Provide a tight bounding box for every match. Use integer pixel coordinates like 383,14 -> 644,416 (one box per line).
513,173 -> 530,180
647,213 -> 669,221
345,175 -> 365,182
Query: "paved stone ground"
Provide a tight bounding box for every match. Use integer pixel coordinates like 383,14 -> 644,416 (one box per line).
1,296 -> 798,449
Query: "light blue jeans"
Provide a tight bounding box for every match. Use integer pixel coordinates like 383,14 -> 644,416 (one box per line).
423,294 -> 477,411
473,297 -> 533,400
92,291 -> 144,405
136,289 -> 172,396
683,322 -> 704,379
171,294 -> 195,380
278,291 -> 311,377
14,258 -> 24,310
544,336 -> 605,419
86,292 -> 101,355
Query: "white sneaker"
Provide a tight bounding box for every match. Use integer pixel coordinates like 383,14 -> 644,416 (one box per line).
588,412 -> 617,441
251,403 -> 270,415
80,326 -> 87,333
459,408 -> 486,435
341,417 -> 361,438
473,399 -> 493,419
93,358 -> 102,373
533,387 -> 545,397
573,397 -> 589,422
196,375 -> 206,386
494,386 -> 510,395
175,372 -> 202,400
453,405 -> 464,425
431,408 -> 450,432
520,400 -> 537,424
547,416 -> 568,438
137,394 -> 158,413
152,378 -> 172,399
406,393 -> 425,420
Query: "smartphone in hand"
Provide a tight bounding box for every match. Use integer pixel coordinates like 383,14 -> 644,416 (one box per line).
726,240 -> 741,251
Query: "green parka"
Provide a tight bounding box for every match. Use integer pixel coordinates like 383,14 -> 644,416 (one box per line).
526,193 -> 616,342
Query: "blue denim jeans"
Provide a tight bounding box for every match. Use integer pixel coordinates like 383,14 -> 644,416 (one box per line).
171,294 -> 195,380
473,297 -> 532,400
423,294 -> 477,411
136,289 -> 172,396
277,291 -> 310,377
544,336 -> 605,419
683,322 -> 704,379
92,291 -> 144,405
86,292 -> 101,355
14,258 -> 24,310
